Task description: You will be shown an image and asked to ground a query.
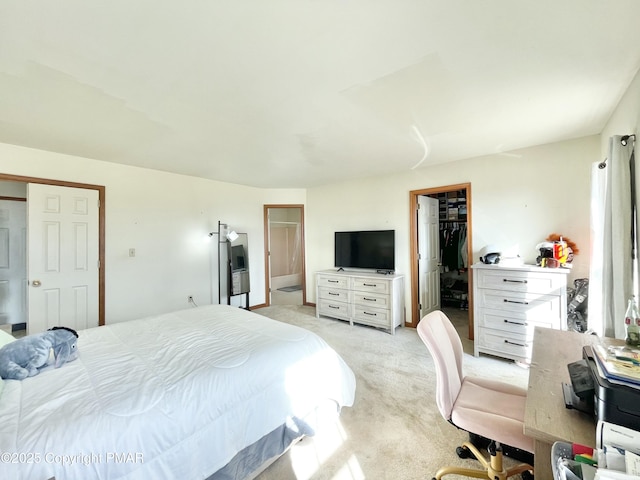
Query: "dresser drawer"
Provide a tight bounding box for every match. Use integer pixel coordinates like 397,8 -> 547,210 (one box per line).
352,277 -> 389,294
477,327 -> 532,361
477,289 -> 561,318
476,309 -> 556,337
318,286 -> 350,303
353,304 -> 390,327
476,269 -> 566,295
353,291 -> 389,309
317,299 -> 350,320
317,275 -> 349,289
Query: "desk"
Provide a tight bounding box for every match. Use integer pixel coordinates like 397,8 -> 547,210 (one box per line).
524,327 -> 606,478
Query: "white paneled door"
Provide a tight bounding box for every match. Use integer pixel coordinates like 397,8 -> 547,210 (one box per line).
418,195 -> 440,320
27,184 -> 99,334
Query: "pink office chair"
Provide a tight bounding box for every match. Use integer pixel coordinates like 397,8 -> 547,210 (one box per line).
417,310 -> 534,480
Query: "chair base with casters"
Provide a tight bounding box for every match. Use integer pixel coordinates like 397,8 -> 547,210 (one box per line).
432,439 -> 533,480
417,311 -> 534,480
467,432 -> 534,467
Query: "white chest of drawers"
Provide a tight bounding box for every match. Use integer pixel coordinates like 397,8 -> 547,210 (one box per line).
316,269 -> 404,334
472,263 -> 569,363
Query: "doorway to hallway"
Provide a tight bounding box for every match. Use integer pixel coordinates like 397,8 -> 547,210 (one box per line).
263,205 -> 306,306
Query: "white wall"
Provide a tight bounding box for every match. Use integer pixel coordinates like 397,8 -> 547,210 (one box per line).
0,181 -> 27,197
0,143 -> 306,323
306,135 -> 599,314
600,69 -> 640,154
0,132 -> 602,327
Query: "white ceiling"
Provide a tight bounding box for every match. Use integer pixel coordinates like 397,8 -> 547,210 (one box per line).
1,1 -> 640,188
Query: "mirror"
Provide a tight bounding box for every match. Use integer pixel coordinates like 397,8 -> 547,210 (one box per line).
228,233 -> 250,297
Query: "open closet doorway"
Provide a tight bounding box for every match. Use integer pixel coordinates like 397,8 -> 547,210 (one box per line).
0,173 -> 105,334
263,205 -> 306,306
409,183 -> 474,340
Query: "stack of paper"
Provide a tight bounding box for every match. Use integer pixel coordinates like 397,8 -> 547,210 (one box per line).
595,472 -> 640,479
593,345 -> 640,388
594,421 -> 640,479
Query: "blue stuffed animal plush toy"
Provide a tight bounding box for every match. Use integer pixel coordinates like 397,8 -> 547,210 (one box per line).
0,326 -> 79,380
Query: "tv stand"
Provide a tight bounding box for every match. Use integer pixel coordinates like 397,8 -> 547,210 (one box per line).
316,269 -> 405,334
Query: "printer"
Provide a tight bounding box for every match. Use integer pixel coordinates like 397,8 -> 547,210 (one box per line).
580,345 -> 640,431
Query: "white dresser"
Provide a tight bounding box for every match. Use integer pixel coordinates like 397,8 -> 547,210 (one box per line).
472,263 -> 569,363
316,269 -> 404,334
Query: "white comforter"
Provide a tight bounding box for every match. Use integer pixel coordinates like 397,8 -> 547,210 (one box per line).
0,305 -> 356,480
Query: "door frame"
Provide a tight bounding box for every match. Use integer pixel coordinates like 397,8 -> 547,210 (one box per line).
0,173 -> 105,326
263,204 -> 307,307
409,183 -> 473,339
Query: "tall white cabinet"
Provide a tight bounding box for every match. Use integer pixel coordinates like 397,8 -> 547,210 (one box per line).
316,269 -> 404,334
472,263 -> 569,363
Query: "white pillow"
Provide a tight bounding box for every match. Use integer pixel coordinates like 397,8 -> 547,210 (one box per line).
0,329 -> 16,348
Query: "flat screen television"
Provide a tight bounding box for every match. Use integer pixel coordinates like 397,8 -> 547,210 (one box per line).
334,230 -> 395,272
230,245 -> 247,271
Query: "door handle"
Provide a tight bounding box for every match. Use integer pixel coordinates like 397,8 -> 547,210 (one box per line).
31,280 -> 41,287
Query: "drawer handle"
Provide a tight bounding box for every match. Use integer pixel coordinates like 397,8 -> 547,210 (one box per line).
503,278 -> 528,284
363,311 -> 377,316
504,319 -> 528,326
363,283 -> 377,287
329,292 -> 340,296
363,297 -> 377,302
503,299 -> 529,305
328,305 -> 340,310
504,339 -> 527,347
328,280 -> 339,283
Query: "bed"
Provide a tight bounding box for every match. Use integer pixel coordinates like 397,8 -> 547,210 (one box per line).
0,305 -> 356,480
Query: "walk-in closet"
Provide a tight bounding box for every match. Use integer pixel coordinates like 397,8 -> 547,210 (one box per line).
428,189 -> 469,312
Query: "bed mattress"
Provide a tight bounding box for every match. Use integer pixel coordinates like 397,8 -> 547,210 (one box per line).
0,305 -> 356,480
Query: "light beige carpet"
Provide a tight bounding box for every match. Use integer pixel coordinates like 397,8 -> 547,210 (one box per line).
253,305 -> 529,480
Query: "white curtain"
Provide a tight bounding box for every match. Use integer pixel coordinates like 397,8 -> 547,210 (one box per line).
588,135 -> 636,338
290,223 -> 302,275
